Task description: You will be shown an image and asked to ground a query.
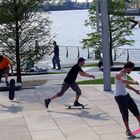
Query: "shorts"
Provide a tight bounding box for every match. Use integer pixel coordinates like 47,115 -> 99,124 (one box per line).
57,81 -> 81,97
0,67 -> 9,77
115,94 -> 139,121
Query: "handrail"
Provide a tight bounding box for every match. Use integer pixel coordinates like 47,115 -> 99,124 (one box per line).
58,46 -> 140,62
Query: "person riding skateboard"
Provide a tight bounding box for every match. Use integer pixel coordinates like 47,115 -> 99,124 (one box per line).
44,57 -> 95,108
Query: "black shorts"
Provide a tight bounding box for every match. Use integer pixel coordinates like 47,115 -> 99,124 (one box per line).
57,81 -> 81,97
115,94 -> 139,121
0,67 -> 9,77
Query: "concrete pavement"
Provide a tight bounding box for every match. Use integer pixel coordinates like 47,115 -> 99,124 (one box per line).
0,66 -> 140,140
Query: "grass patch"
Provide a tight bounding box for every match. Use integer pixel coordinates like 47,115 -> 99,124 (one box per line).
62,63 -> 98,68
83,63 -> 98,67
47,72 -> 66,74
113,62 -> 125,65
77,76 -> 132,85
77,77 -> 115,85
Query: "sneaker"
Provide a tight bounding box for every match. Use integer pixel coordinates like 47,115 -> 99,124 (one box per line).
74,101 -> 83,106
126,129 -> 136,138
44,98 -> 51,108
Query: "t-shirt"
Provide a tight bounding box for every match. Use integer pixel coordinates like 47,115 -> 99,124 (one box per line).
54,45 -> 59,56
114,71 -> 128,97
64,64 -> 83,84
0,56 -> 11,69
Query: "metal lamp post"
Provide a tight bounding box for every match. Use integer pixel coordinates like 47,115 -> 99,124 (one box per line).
100,0 -> 111,91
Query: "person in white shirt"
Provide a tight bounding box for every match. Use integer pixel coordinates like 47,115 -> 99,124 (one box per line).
114,61 -> 140,137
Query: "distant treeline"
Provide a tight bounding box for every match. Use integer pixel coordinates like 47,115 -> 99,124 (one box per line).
39,1 -> 92,11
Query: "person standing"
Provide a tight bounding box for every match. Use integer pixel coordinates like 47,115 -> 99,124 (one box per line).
0,53 -> 13,85
114,61 -> 140,137
49,41 -> 61,70
44,57 -> 95,108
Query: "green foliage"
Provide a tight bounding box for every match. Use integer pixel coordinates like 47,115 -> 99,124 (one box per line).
83,63 -> 97,67
77,77 -> 115,85
77,75 -> 132,85
0,0 -> 53,71
82,0 -> 134,60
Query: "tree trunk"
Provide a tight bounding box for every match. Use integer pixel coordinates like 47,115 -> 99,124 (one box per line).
15,1 -> 21,83
95,49 -> 101,60
108,9 -> 113,66
15,20 -> 21,83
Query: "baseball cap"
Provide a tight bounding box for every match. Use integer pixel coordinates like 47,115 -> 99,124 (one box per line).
78,57 -> 86,63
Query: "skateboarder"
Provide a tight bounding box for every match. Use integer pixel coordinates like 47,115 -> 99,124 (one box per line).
44,57 -> 95,108
114,61 -> 140,137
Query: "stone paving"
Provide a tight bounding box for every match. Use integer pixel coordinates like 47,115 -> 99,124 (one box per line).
0,66 -> 140,140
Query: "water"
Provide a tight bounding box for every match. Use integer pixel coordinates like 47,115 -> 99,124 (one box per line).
48,10 -> 140,47
49,10 -> 91,46
39,10 -> 140,67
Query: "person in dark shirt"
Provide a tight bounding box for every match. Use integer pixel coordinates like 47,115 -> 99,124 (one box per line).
49,41 -> 61,70
44,57 -> 95,108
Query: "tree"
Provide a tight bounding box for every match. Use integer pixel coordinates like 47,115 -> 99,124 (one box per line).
82,0 -> 134,64
0,0 -> 53,83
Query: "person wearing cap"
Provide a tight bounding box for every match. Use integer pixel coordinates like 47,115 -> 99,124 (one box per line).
0,53 -> 13,85
44,57 -> 95,108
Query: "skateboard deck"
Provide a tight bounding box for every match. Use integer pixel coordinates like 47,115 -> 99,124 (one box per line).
65,104 -> 88,109
9,79 -> 15,100
132,128 -> 140,136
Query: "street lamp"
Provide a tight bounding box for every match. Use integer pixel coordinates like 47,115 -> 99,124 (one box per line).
100,0 -> 111,91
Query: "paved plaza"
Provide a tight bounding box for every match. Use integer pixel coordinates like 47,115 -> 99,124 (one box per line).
0,65 -> 140,140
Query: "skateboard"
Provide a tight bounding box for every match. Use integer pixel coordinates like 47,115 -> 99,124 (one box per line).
9,79 -> 15,100
132,128 -> 140,136
65,104 -> 88,109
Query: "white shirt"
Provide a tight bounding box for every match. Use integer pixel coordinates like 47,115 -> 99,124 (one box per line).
114,71 -> 128,97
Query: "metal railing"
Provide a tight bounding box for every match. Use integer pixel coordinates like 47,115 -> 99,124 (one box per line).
59,46 -> 92,59
114,48 -> 140,62
59,46 -> 140,62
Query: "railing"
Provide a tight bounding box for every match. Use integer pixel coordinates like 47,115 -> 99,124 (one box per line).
114,48 -> 140,62
59,46 -> 140,62
59,46 -> 92,59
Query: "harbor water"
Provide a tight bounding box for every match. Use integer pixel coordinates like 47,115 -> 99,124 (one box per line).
39,10 -> 140,67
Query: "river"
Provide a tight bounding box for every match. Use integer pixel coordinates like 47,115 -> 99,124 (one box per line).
39,10 -> 140,67
49,9 -> 91,46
